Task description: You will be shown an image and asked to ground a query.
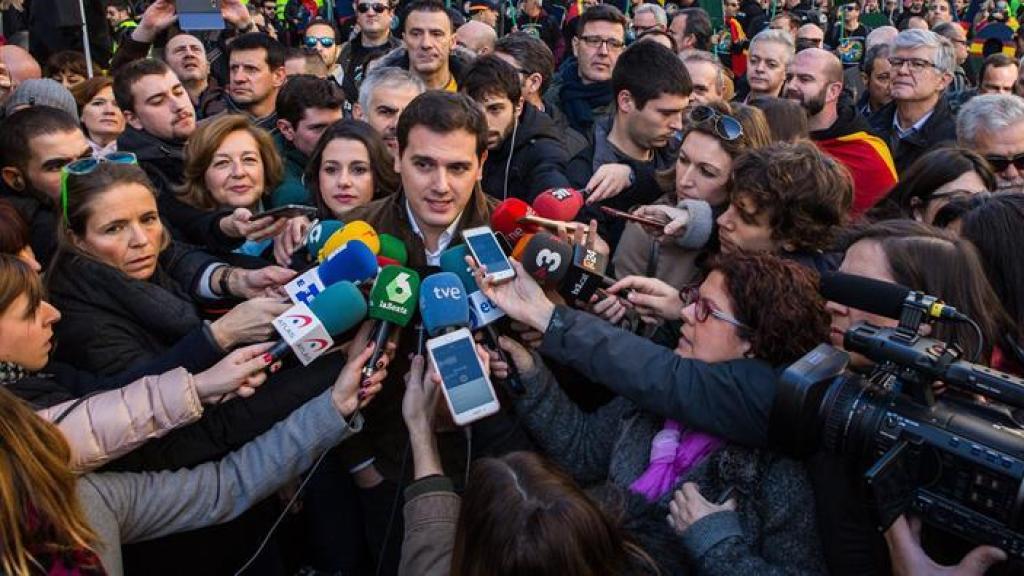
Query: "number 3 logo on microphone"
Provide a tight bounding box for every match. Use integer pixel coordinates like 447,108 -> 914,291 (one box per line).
536,248 -> 561,272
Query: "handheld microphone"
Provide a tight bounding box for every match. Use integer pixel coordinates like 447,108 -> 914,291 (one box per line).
819,272 -> 969,324
519,233 -> 617,303
270,281 -> 368,365
532,188 -> 584,221
305,219 -> 344,257
285,239 -> 379,305
440,245 -> 525,394
363,266 -> 421,378
378,233 -> 409,266
419,272 -> 471,337
318,220 -> 380,262
519,232 -> 573,288
491,198 -> 538,247
510,233 -> 536,261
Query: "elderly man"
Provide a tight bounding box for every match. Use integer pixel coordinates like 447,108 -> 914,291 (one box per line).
958,94 -> 1024,192
742,29 -> 795,100
867,29 -> 956,174
796,23 -> 824,51
633,3 -> 668,35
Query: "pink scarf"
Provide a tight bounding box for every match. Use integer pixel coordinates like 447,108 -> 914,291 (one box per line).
629,420 -> 724,502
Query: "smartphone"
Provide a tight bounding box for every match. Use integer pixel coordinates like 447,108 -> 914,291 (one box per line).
599,205 -> 666,228
427,328 -> 501,425
462,226 -> 516,283
178,0 -> 226,30
253,204 -> 318,220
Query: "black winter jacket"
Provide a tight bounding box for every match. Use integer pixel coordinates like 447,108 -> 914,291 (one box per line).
868,96 -> 957,175
481,103 -> 572,202
2,185 -> 60,267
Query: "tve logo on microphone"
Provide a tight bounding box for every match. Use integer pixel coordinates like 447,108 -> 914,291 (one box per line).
431,285 -> 463,300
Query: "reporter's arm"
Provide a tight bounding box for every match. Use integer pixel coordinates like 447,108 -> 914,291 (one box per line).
399,476 -> 461,576
539,306 -> 775,448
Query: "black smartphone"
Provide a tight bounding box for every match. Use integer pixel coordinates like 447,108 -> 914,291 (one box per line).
253,204 -> 318,220
178,0 -> 226,30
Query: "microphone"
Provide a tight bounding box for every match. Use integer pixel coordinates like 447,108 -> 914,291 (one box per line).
270,281 -> 368,365
518,232 -> 573,288
419,272 -> 470,337
532,187 -> 584,221
285,239 -> 379,305
305,219 -> 344,257
820,272 -> 969,323
519,233 -> 617,304
378,233 -> 409,266
491,198 -> 538,247
440,245 -> 525,394
318,220 -> 380,262
363,266 -> 421,378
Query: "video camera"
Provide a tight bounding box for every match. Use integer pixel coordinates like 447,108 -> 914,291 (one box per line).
769,273 -> 1024,560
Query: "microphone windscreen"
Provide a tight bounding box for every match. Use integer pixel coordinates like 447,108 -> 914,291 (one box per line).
368,266 -> 420,326
419,272 -> 471,336
511,233 -> 535,261
377,255 -> 401,268
318,240 -> 379,285
532,188 -> 584,221
319,220 -> 380,261
438,244 -> 479,292
490,198 -> 538,246
307,281 -> 368,335
819,272 -> 909,320
520,232 -> 573,287
305,219 -> 345,256
378,233 -> 409,266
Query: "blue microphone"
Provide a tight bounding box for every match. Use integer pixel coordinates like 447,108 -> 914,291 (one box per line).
419,272 -> 470,337
286,239 -> 379,305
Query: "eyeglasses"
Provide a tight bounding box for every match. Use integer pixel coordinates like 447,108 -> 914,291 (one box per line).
633,24 -> 658,34
688,105 -> 744,141
577,35 -> 626,50
60,152 -> 138,224
984,152 -> 1024,172
888,56 -> 937,73
304,36 -> 336,49
356,2 -> 389,13
680,285 -> 750,330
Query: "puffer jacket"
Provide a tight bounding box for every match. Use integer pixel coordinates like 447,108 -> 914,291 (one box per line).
373,44 -> 476,89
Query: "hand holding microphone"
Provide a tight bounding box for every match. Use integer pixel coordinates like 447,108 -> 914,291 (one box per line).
209,297 -> 292,350
363,266 -> 421,379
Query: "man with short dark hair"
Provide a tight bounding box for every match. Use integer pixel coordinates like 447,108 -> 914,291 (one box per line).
784,48 -> 897,215
164,32 -> 213,107
567,41 -> 691,246
826,0 -> 872,68
272,76 -> 345,207
376,0 -> 472,91
978,54 -> 1019,94
0,107 -> 90,265
337,0 -> 402,102
857,43 -> 892,117
932,21 -> 970,93
669,8 -> 712,52
105,0 -> 137,48
203,33 -> 288,133
545,5 -> 628,135
461,55 -> 571,201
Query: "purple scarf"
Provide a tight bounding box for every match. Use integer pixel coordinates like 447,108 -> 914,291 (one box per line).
629,420 -> 724,502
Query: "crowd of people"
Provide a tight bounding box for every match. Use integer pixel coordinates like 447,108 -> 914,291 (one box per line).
1,0 -> 1024,574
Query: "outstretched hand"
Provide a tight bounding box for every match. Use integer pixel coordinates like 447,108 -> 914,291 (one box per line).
469,257 -> 555,333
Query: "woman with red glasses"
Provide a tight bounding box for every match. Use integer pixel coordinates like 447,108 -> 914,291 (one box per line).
466,252 -> 830,573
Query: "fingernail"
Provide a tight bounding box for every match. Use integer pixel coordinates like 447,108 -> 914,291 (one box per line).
262,353 -> 273,364
358,390 -> 366,400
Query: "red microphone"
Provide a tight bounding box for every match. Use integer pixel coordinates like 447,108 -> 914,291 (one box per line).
532,188 -> 584,222
377,255 -> 401,268
491,198 -> 538,246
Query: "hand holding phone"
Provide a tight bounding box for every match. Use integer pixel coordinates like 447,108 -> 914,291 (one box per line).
463,226 -> 516,283
253,204 -> 319,220
599,205 -> 668,229
426,328 -> 500,426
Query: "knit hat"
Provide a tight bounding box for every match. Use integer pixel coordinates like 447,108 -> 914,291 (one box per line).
4,78 -> 79,122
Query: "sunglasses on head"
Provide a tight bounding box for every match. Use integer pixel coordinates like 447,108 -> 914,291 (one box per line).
357,2 -> 389,13
60,152 -> 138,225
688,105 -> 744,141
304,36 -> 336,48
985,152 -> 1024,173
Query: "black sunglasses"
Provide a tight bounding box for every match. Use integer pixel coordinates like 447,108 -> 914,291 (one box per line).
688,105 -> 743,141
985,152 -> 1024,173
357,2 -> 389,13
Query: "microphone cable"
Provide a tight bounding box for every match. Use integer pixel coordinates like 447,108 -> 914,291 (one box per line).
503,112 -> 521,200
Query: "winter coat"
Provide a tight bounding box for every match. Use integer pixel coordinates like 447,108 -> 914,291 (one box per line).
337,33 -> 403,102
270,133 -> 313,207
1,184 -> 60,267
868,96 -> 957,176
480,103 -> 572,202
374,45 -> 476,90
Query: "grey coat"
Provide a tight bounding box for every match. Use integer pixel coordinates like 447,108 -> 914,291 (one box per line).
515,357 -> 827,575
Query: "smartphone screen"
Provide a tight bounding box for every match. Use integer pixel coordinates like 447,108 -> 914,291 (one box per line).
178,0 -> 226,30
465,232 -> 512,275
433,336 -> 496,414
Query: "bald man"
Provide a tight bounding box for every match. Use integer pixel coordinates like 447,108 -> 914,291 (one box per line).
784,48 -> 896,215
0,45 -> 42,105
455,20 -> 497,56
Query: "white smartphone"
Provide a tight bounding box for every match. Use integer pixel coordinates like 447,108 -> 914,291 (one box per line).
426,327 -> 501,426
462,226 -> 516,283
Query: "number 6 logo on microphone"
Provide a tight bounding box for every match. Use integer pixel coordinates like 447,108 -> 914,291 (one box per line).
536,248 -> 562,272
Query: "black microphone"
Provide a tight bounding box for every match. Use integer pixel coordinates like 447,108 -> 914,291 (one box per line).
820,272 -> 968,323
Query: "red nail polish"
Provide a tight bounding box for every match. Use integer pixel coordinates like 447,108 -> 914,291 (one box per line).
262,353 -> 273,364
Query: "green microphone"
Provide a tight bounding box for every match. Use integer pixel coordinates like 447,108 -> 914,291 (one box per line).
378,234 -> 409,266
363,265 -> 421,378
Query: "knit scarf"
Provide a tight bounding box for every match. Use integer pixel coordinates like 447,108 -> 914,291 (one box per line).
0,360 -> 28,386
558,60 -> 612,133
24,505 -> 107,576
629,420 -> 724,502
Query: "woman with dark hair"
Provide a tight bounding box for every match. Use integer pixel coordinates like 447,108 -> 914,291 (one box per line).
748,96 -> 810,142
70,76 -> 125,157
958,193 -> 1024,374
453,252 -> 829,574
0,198 -> 41,272
868,147 -> 995,224
273,119 -> 399,266
44,50 -> 93,89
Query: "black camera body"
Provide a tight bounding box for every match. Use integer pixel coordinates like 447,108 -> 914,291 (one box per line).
770,322 -> 1024,559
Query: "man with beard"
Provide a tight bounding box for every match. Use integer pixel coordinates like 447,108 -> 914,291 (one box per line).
785,48 -> 896,215
567,41 -> 690,248
353,66 -> 426,157
461,55 -> 570,201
